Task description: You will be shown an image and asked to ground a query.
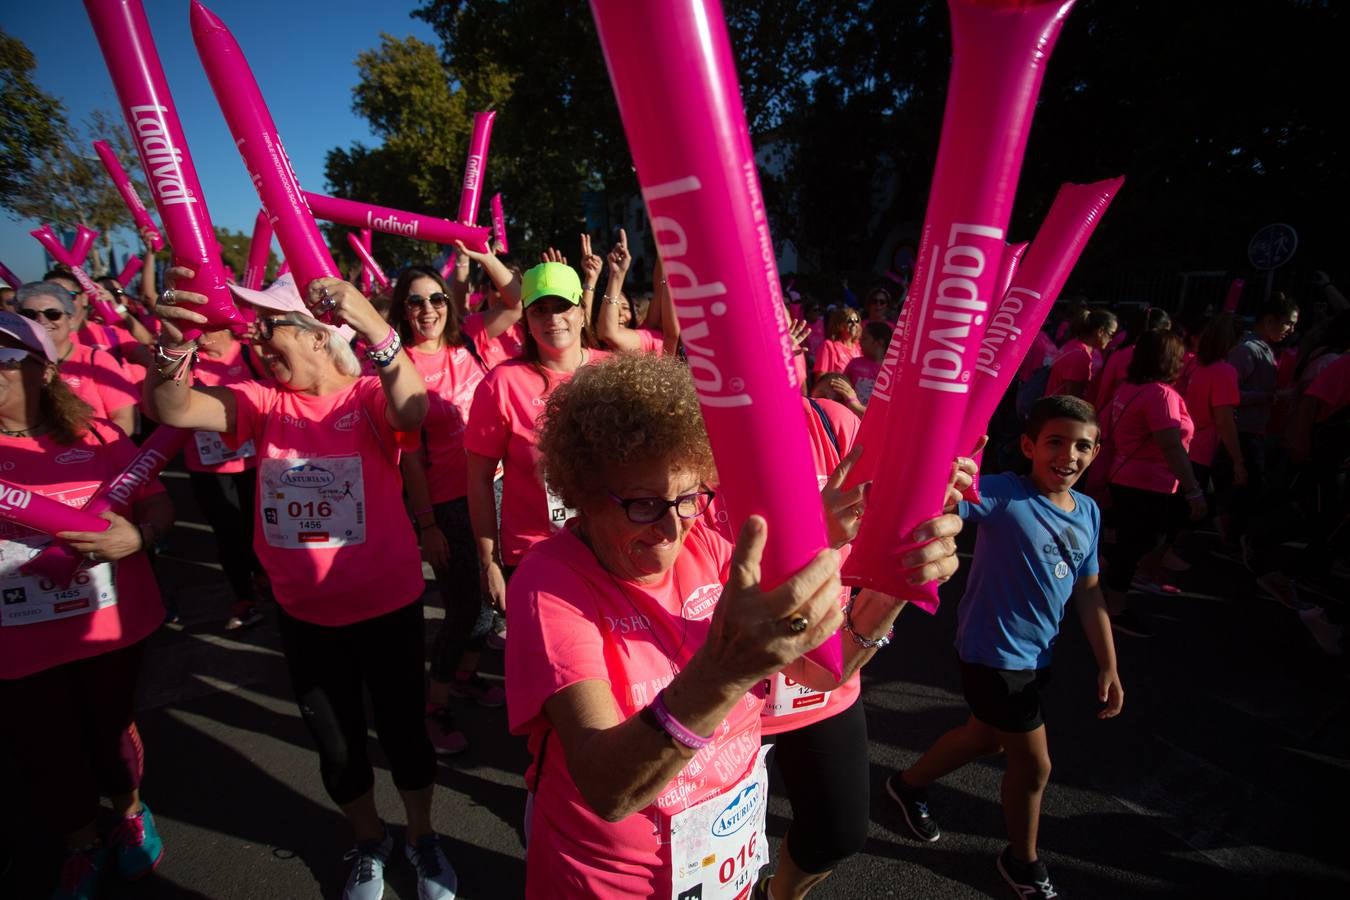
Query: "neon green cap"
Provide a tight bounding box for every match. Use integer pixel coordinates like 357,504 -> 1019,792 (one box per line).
521,262 -> 583,308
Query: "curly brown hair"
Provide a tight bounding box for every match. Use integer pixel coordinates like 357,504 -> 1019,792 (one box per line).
40,372 -> 95,445
537,353 -> 717,510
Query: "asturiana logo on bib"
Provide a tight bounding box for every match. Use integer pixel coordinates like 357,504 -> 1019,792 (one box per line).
0,485 -> 33,513
280,464 -> 335,489
334,411 -> 361,432
710,782 -> 762,838
56,449 -> 96,465
682,583 -> 722,621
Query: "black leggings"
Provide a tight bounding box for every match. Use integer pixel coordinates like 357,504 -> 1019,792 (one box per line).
1104,484 -> 1178,592
429,497 -> 495,682
187,467 -> 263,602
276,600 -> 436,805
0,642 -> 145,836
763,696 -> 870,874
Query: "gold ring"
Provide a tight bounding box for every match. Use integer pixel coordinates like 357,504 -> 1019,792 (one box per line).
788,614 -> 809,634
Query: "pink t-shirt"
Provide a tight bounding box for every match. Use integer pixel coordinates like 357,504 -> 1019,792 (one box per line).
1306,353 -> 1350,419
1045,338 -> 1097,397
1092,345 -> 1132,411
1017,331 -> 1057,383
60,343 -> 138,421
463,352 -> 610,566
634,327 -> 663,354
814,339 -> 861,376
506,520 -> 764,899
805,320 -> 825,359
462,313 -> 525,370
1106,381 -> 1194,494
408,343 -> 487,503
225,377 -> 425,626
1184,361 -> 1240,467
843,356 -> 882,404
0,426 -> 165,679
792,350 -> 808,392
185,341 -> 264,474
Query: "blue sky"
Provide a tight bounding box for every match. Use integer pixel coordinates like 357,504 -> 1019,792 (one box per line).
1,0 -> 440,280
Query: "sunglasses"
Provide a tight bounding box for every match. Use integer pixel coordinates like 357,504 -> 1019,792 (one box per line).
845,317 -> 861,325
19,308 -> 67,322
0,348 -> 36,369
407,292 -> 449,309
257,316 -> 302,341
607,489 -> 716,525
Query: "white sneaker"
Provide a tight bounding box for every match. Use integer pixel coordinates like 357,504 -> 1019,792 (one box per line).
343,830 -> 392,900
405,834 -> 458,900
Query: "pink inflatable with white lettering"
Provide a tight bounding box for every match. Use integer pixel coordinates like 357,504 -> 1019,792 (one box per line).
84,0 -> 244,340
458,111 -> 496,225
191,1 -> 339,310
842,0 -> 1077,608
302,192 -> 490,252
0,479 -> 110,539
592,0 -> 840,675
491,193 -> 508,252
93,139 -> 163,251
29,225 -> 123,324
347,231 -> 389,291
21,427 -> 190,587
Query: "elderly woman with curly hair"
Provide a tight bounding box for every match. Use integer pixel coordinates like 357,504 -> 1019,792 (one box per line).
506,352 -> 965,898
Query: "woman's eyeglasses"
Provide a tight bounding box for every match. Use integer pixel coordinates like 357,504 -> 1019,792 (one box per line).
607,489 -> 716,524
407,293 -> 449,309
19,308 -> 67,322
845,317 -> 861,325
257,316 -> 302,341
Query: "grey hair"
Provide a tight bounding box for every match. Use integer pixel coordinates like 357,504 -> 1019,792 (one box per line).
17,281 -> 77,315
275,312 -> 362,377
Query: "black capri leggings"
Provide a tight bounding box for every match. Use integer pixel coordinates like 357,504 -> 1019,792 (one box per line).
277,600 -> 436,805
429,497 -> 496,682
763,695 -> 870,874
1104,483 -> 1179,593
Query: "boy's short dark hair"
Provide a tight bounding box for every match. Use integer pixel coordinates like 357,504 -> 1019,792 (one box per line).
1024,395 -> 1099,441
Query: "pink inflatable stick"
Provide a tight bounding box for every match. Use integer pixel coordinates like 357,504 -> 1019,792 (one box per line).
92,139 -> 163,251
491,193 -> 508,252
1223,278 -> 1245,313
841,0 -> 1077,609
0,478 -> 111,539
997,242 -> 1029,304
302,192 -> 490,252
347,231 -> 389,291
190,1 -> 339,313
30,226 -> 123,324
357,228 -> 373,293
117,255 -> 144,288
243,210 -> 272,291
457,111 -> 496,226
960,177 -> 1124,501
591,0 -> 840,677
276,259 -> 290,277
21,426 -> 190,587
84,0 -> 244,341
0,260 -> 21,289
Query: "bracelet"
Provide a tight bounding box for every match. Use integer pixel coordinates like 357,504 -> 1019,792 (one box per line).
842,596 -> 894,650
649,689 -> 712,750
365,330 -> 403,368
603,295 -> 622,305
154,341 -> 197,383
367,326 -> 398,354
582,286 -> 595,293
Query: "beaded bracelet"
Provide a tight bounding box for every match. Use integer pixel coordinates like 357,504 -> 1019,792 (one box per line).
365,330 -> 403,368
649,689 -> 712,750
842,596 -> 894,650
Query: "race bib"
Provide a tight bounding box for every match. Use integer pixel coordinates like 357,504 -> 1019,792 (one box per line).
545,484 -> 576,530
0,535 -> 117,627
669,745 -> 771,900
259,455 -> 366,549
195,431 -> 256,467
762,673 -> 830,718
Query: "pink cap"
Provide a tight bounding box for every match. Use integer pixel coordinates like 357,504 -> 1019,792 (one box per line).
228,274 -> 355,342
0,310 -> 59,363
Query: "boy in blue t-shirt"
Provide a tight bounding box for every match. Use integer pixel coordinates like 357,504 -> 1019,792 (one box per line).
886,395 -> 1124,900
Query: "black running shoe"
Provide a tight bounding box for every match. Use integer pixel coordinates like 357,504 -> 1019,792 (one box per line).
997,847 -> 1058,899
885,771 -> 940,842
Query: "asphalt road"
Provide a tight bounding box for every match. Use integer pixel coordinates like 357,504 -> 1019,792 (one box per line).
4,464 -> 1348,899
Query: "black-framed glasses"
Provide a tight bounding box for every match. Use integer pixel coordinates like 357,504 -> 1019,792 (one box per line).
407,292 -> 449,309
257,316 -> 302,341
607,488 -> 716,524
19,308 -> 67,322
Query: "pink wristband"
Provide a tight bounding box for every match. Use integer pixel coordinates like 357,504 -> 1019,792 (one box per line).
369,326 -> 397,353
649,689 -> 712,750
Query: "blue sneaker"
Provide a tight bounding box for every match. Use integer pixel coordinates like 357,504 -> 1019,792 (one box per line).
111,804 -> 163,880
405,834 -> 458,900
51,843 -> 107,900
343,830 -> 392,900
